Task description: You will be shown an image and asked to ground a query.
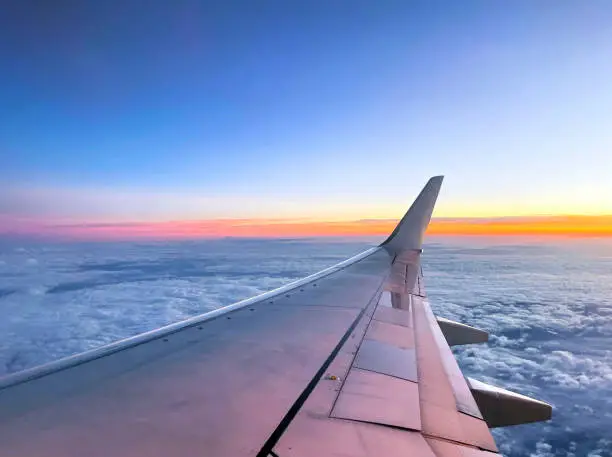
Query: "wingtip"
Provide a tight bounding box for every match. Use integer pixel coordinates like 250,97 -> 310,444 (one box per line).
429,175 -> 445,185
423,175 -> 444,195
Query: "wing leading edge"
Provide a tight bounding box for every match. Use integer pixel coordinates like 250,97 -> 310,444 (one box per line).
0,176 -> 551,457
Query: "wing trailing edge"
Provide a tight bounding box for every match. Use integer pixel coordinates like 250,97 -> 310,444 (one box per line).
381,176 -> 444,255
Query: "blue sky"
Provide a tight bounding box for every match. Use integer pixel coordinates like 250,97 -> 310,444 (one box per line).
1,1 -> 612,222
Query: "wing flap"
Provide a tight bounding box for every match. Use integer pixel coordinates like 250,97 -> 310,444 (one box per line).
412,295 -> 498,453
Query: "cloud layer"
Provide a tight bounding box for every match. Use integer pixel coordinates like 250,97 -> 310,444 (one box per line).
1,236 -> 611,456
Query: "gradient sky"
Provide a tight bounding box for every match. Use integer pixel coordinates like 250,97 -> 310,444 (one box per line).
2,1 -> 612,229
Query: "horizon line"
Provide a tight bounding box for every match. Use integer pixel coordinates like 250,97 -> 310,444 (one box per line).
2,214 -> 612,241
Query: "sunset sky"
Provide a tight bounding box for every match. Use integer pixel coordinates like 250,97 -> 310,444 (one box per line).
2,2 -> 612,239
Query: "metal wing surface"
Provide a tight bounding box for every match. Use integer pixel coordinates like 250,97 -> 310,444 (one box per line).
0,176 -> 551,456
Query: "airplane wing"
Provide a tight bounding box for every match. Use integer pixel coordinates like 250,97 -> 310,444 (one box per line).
0,176 -> 551,457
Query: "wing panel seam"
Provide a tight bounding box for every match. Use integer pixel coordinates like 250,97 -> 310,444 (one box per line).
254,306 -> 369,457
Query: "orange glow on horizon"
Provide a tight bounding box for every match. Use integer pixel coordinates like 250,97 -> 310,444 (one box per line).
6,215 -> 612,240
426,215 -> 612,237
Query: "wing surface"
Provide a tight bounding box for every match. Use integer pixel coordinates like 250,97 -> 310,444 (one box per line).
0,176 -> 550,457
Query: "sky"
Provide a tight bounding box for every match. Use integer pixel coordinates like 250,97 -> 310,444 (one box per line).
2,1 -> 612,238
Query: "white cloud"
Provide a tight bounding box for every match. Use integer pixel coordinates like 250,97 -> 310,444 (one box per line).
531,441 -> 554,457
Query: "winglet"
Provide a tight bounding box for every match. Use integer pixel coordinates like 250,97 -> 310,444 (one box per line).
381,176 -> 444,254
